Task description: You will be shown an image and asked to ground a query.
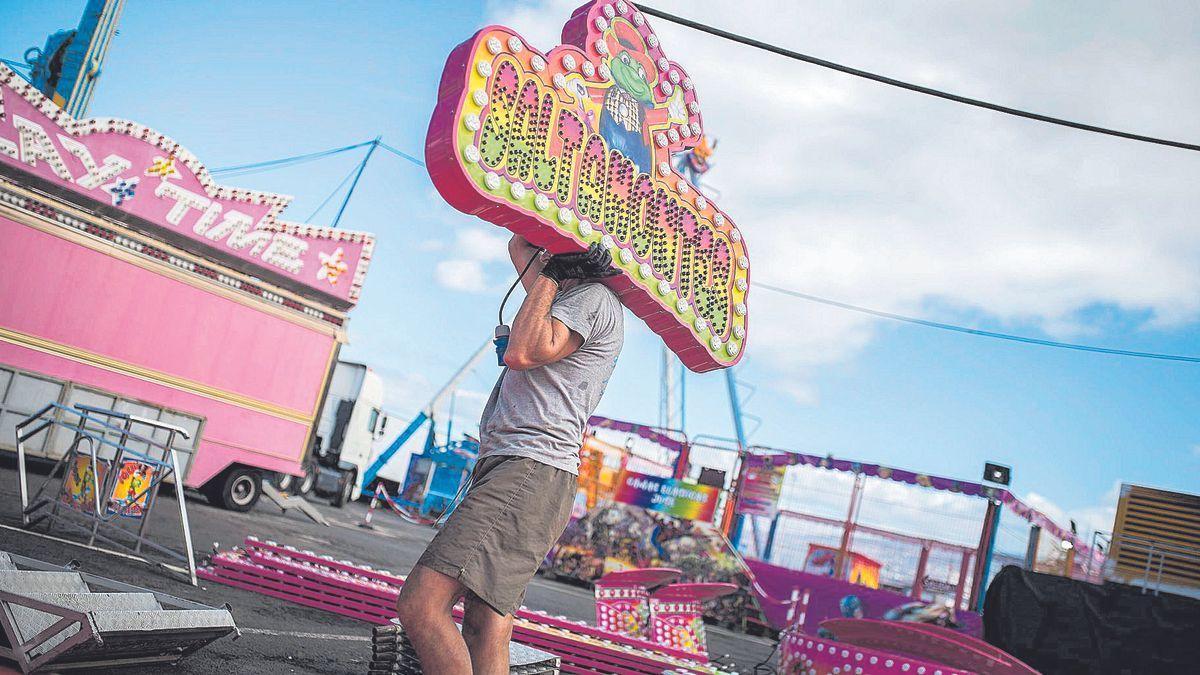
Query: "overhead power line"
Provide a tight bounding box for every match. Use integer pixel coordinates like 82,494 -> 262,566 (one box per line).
639,4 -> 1200,152
379,141 -> 427,168
209,140 -> 375,177
304,161 -> 363,222
757,282 -> 1200,363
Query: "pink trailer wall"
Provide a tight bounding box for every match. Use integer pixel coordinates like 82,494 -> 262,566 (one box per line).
0,214 -> 336,487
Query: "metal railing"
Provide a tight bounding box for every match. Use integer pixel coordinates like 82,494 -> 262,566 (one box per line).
1100,531 -> 1200,596
14,402 -> 198,584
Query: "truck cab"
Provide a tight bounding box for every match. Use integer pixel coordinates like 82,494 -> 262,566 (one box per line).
312,361 -> 388,506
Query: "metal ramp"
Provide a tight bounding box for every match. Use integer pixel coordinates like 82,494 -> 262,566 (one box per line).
0,550 -> 237,673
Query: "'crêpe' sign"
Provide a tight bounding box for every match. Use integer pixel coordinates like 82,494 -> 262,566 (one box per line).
426,0 -> 749,372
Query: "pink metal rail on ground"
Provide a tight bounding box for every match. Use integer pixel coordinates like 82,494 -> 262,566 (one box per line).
198,537 -> 728,674
816,619 -> 1039,675
779,630 -> 975,675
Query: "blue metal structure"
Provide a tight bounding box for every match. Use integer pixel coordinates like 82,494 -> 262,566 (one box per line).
399,439 -> 480,517
24,0 -> 125,117
359,341 -> 492,490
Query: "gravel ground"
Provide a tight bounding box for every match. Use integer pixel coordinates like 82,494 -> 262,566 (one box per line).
0,458 -> 776,674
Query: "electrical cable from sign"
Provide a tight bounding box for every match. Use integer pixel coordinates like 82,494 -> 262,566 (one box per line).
494,248 -> 547,367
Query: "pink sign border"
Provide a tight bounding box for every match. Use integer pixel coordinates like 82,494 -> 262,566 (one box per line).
425,1 -> 750,373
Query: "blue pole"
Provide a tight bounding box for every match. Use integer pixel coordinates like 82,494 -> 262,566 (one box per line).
679,362 -> 687,433
725,368 -> 750,549
763,511 -> 781,562
331,136 -> 380,229
975,501 -> 1002,612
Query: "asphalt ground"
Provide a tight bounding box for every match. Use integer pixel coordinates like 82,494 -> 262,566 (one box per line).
0,459 -> 776,674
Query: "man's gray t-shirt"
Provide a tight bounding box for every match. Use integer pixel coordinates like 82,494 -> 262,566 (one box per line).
479,282 -> 624,475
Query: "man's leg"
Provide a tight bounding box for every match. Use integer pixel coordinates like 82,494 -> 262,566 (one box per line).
394,564 -> 471,674
462,593 -> 514,675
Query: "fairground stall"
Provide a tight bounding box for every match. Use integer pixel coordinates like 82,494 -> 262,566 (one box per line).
0,64 -> 374,511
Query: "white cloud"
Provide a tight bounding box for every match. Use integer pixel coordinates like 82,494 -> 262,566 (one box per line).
1024,481 -> 1121,539
456,228 -> 510,262
483,0 -> 1200,392
432,227 -> 513,293
435,259 -> 488,292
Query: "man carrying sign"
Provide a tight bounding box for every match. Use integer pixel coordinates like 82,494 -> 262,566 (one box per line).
395,235 -> 624,674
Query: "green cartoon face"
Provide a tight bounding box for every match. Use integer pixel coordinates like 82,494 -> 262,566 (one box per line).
612,50 -> 653,104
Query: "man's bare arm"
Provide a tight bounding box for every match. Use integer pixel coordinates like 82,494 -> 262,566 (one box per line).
508,235 -> 546,293
504,275 -> 582,370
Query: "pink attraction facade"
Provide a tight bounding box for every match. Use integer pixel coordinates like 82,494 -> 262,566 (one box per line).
0,64 -> 375,504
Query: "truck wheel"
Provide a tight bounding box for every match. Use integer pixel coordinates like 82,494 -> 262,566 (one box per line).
297,462 -> 317,496
270,472 -> 295,493
331,469 -> 356,508
204,467 -> 262,512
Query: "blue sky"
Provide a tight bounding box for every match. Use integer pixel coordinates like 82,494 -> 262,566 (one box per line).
3,1 -> 1197,544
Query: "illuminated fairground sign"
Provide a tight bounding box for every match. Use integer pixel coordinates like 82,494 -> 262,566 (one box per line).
427,0 -> 749,372
0,65 -> 373,306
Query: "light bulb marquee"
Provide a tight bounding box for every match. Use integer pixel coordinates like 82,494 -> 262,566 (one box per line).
427,0 -> 749,372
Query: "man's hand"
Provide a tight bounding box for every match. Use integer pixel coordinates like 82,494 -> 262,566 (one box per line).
540,243 -> 620,286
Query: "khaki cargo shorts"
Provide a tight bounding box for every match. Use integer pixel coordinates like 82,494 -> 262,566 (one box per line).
415,454 -> 576,616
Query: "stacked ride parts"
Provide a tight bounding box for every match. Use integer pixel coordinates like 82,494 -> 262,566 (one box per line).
371,619 -> 559,674
199,536 -> 731,674
0,550 -> 237,673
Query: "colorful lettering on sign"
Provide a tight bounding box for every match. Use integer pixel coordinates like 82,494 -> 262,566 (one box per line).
613,470 -> 719,522
0,66 -> 375,304
427,1 -> 749,372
